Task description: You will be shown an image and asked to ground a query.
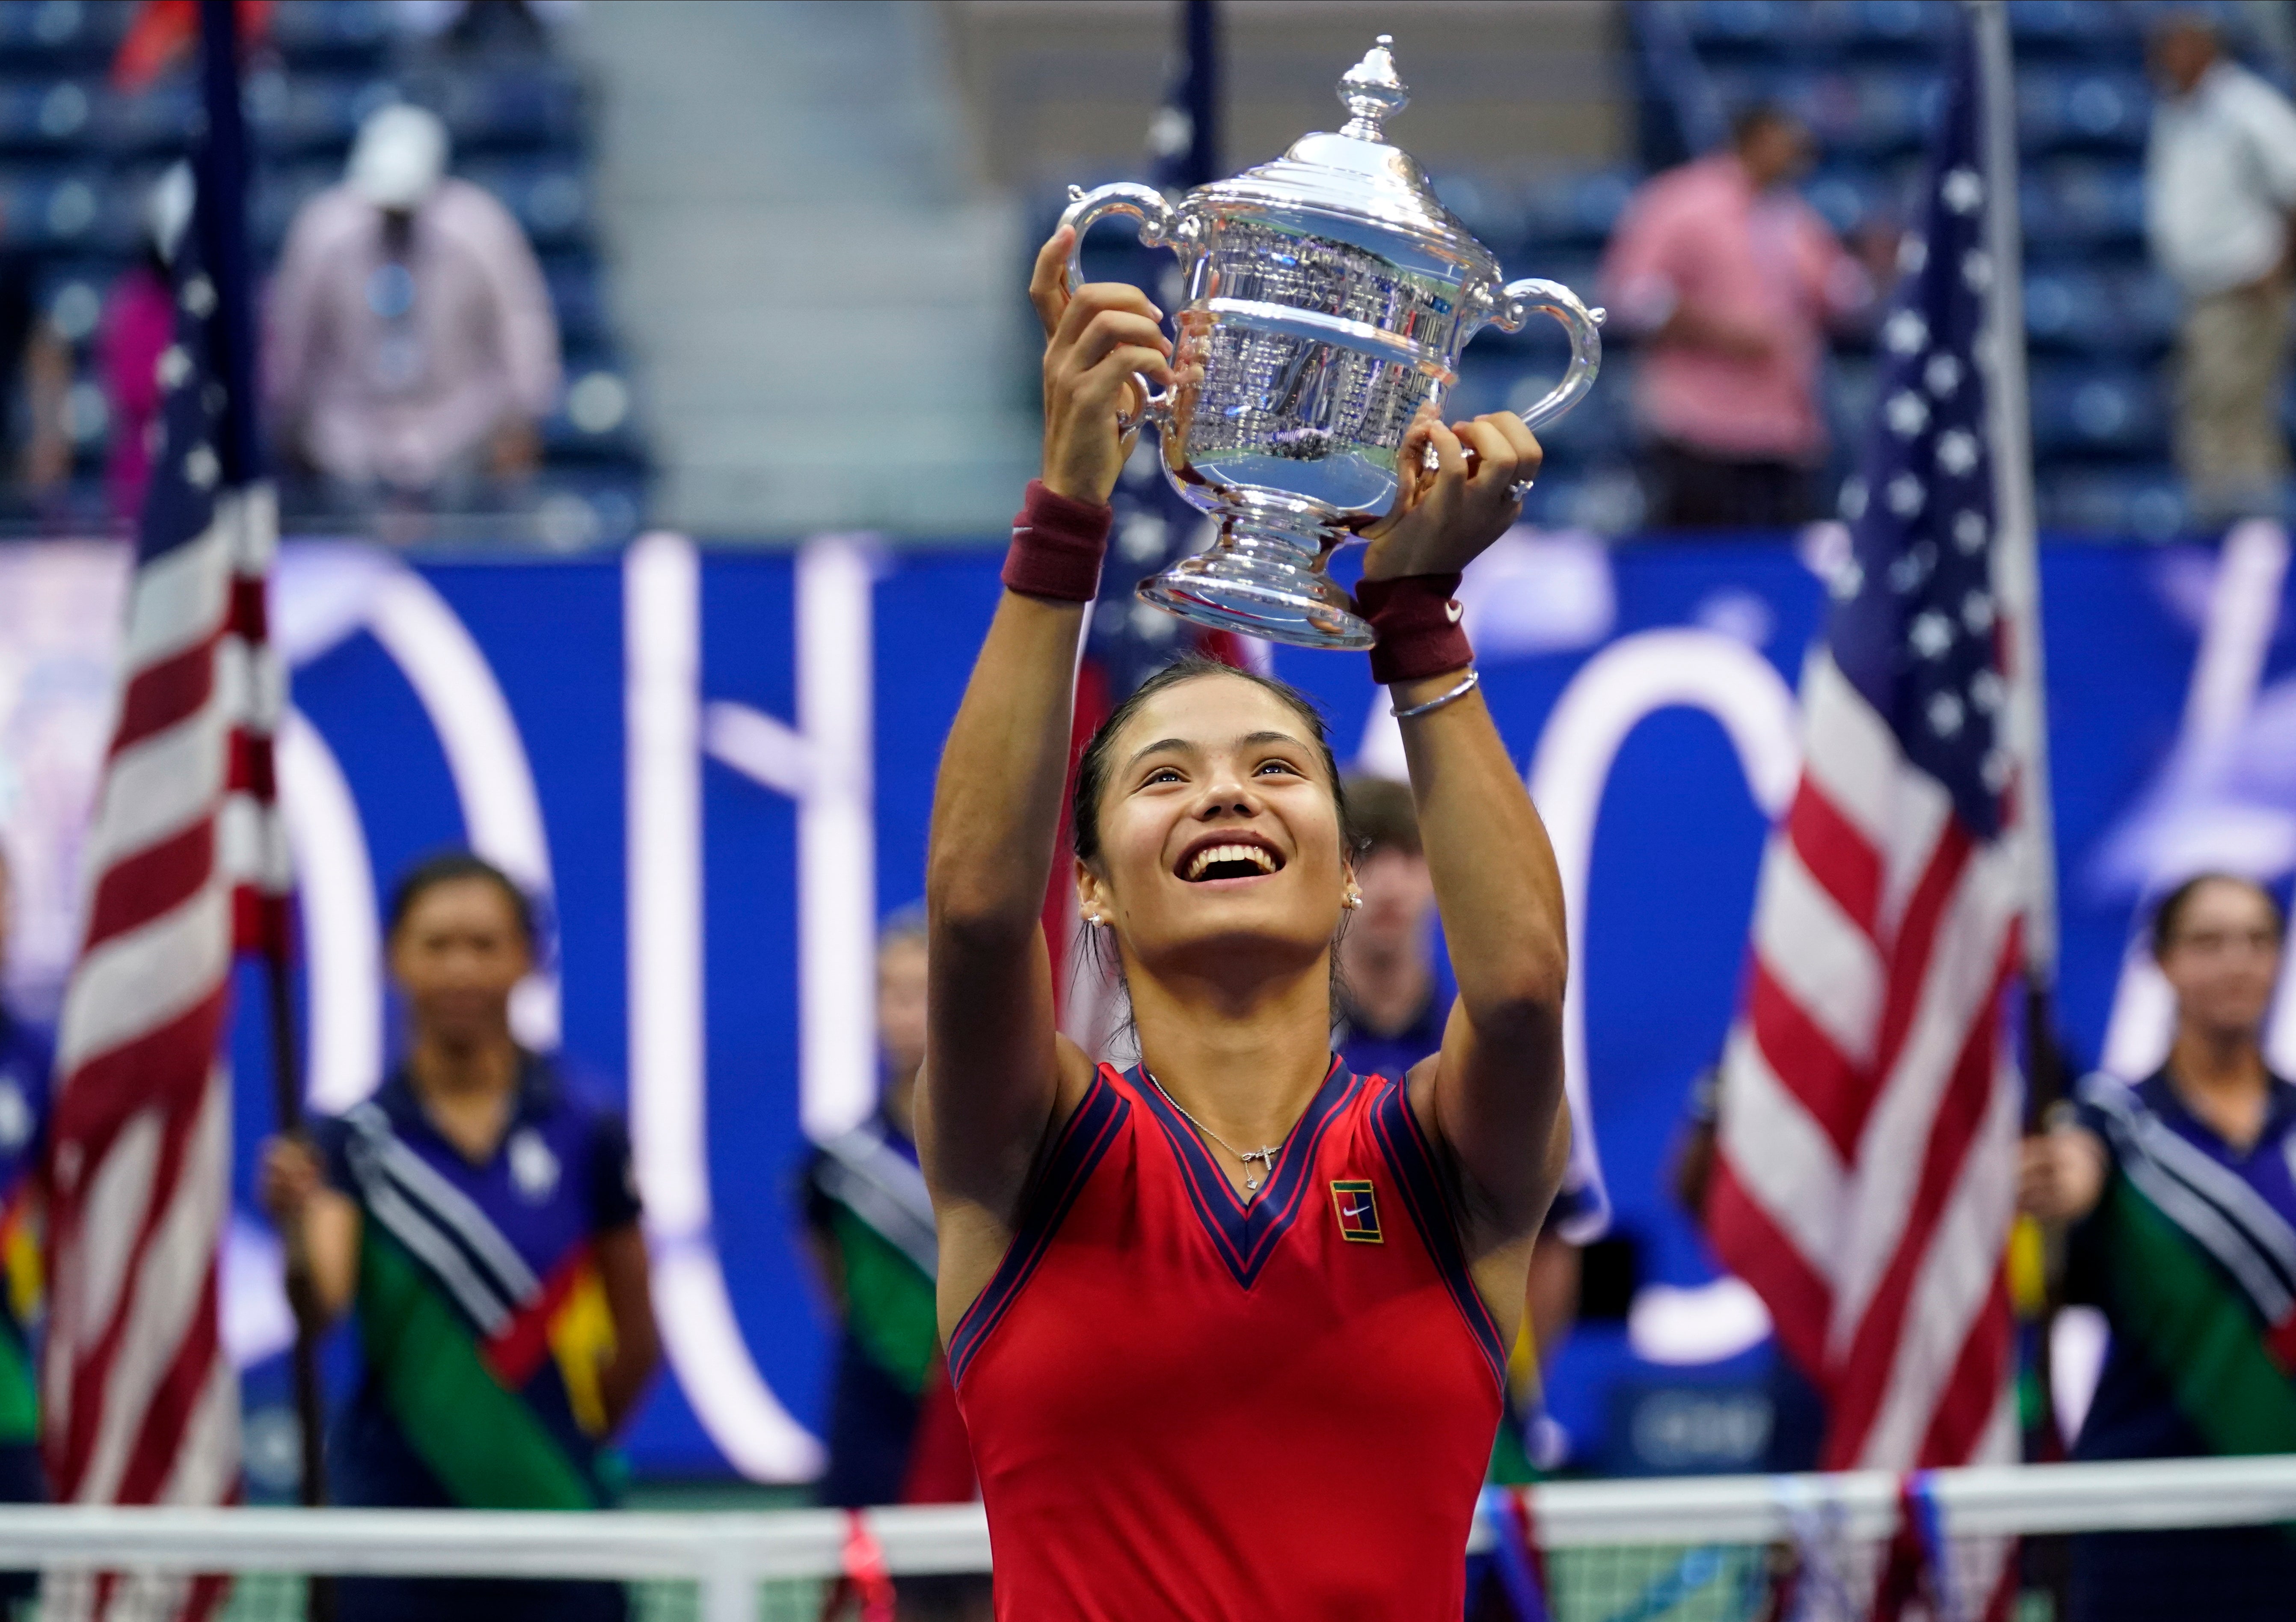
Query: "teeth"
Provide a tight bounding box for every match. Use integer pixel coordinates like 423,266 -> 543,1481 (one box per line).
1185,843 -> 1277,879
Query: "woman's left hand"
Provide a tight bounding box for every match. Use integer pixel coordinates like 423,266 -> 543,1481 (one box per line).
1360,409 -> 1542,582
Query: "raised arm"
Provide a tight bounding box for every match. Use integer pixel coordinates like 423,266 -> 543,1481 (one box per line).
1366,416 -> 1571,1257
919,232 -> 1172,1309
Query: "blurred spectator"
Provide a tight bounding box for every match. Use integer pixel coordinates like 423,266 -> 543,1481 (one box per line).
2145,17 -> 2296,526
801,909 -> 966,1500
99,165 -> 194,526
0,845 -> 52,1603
801,906 -> 985,1619
0,211 -> 72,515
1600,106 -> 1873,529
266,104 -> 560,514
1335,777 -> 1585,1473
2020,874 -> 2296,1622
260,852 -> 657,1622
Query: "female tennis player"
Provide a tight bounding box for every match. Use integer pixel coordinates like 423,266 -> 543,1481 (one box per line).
920,229 -> 1570,1620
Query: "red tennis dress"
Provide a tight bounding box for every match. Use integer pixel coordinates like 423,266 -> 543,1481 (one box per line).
949,1059 -> 1506,1621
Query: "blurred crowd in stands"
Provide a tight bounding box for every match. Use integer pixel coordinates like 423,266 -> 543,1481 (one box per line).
0,0 -> 642,549
1,1 -> 2293,546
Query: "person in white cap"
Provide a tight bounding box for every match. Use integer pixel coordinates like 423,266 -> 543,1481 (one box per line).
267,103 -> 560,508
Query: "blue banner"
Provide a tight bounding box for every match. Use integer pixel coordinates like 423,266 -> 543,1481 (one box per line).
3,528 -> 2272,1481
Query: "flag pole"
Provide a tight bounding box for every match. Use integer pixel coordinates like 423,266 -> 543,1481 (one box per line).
1970,0 -> 2061,1029
196,0 -> 330,1534
1970,1 -> 2074,1497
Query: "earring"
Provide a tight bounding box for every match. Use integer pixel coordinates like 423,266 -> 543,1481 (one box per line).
1343,888 -> 1362,910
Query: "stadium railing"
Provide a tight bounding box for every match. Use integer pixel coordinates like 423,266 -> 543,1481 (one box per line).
4,1454 -> 2293,1622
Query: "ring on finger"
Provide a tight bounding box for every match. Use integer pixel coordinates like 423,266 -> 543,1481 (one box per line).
1508,478 -> 1535,501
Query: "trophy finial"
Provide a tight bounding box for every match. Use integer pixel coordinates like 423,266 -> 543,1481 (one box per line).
1338,35 -> 1409,139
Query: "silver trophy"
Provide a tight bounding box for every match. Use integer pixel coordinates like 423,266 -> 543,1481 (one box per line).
1062,35 -> 1604,650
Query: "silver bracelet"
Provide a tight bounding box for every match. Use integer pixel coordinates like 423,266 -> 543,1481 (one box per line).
1389,668 -> 1480,719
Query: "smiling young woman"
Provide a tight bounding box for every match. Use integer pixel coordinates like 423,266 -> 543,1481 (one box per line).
917,229 -> 1572,1621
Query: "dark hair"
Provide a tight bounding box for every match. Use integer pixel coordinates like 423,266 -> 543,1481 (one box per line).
1069,654 -> 1352,870
2150,872 -> 2287,958
1344,774 -> 1420,860
879,899 -> 928,953
387,850 -> 535,945
1731,101 -> 1796,148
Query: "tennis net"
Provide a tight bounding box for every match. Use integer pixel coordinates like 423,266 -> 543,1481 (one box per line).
2,1454 -> 2290,1621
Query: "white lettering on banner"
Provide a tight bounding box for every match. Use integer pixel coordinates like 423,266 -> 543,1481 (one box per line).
271,546 -> 564,1109
364,568 -> 561,1051
276,712 -> 380,1112
626,531 -> 861,1482
1526,629 -> 1804,1242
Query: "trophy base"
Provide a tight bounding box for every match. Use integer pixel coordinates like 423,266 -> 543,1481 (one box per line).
1136,516 -> 1374,651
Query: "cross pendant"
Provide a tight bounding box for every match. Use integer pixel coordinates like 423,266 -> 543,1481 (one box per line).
1240,1145 -> 1281,1193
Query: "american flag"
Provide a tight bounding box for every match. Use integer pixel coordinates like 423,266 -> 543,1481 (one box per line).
1708,17 -> 2024,1498
42,5 -> 283,1615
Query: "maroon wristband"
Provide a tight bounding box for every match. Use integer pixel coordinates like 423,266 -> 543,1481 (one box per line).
1357,571 -> 1471,686
1001,480 -> 1112,604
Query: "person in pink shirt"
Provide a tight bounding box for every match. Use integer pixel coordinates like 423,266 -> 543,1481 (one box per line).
266,105 -> 560,513
1600,107 -> 1873,530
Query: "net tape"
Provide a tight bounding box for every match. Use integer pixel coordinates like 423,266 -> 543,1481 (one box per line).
4,1456 -> 2293,1622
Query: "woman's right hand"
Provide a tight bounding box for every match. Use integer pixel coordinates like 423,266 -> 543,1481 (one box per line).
259,1136 -> 322,1230
1027,227 -> 1172,505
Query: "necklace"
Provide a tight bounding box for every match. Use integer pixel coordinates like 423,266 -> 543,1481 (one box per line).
1144,1071 -> 1285,1197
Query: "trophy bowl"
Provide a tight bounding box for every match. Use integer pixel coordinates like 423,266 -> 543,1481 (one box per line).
1061,35 -> 1604,650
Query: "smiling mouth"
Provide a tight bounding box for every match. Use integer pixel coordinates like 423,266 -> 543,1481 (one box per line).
1183,843 -> 1283,882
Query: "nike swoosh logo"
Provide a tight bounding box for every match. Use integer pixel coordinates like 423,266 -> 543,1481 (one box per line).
1445,600 -> 1463,623
1343,1202 -> 1370,1218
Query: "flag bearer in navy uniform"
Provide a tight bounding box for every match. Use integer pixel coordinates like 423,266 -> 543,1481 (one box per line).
2020,873 -> 2296,1622
0,845 -> 51,1598
802,905 -> 986,1619
260,852 -> 660,1622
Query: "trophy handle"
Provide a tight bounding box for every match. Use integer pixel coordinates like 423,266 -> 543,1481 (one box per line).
1058,181 -> 1180,434
1492,278 -> 1606,434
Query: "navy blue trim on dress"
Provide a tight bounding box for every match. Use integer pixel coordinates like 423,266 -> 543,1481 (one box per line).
1368,1075 -> 1507,1391
1135,1056 -> 1359,1290
947,1071 -> 1130,1387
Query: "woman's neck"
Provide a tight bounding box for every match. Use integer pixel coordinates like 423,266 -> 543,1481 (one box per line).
1128,954 -> 1336,1148
407,1033 -> 521,1160
2166,1024 -> 2273,1150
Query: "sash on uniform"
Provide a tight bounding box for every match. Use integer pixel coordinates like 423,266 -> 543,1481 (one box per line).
2078,1074 -> 2296,1457
0,1185 -> 40,1444
815,1120 -> 940,1395
342,1105 -> 618,1509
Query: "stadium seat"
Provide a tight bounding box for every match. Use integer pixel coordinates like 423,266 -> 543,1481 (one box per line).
405,65 -> 588,156
2039,465 -> 2190,540
0,0 -> 127,70
0,77 -> 92,153
1516,169 -> 1638,251
2029,362 -> 2165,457
265,0 -> 393,72
0,166 -> 106,252
459,157 -> 591,251
543,259 -> 613,354
245,71 -> 397,160
2018,69 -> 2151,154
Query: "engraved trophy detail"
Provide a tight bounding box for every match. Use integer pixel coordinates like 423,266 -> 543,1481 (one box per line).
1060,35 -> 1605,650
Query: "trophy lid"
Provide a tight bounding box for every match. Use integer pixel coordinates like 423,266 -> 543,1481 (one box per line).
1198,36 -> 1496,280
